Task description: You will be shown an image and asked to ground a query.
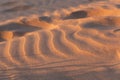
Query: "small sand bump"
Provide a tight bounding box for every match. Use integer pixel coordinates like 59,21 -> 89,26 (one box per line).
0,31 -> 13,40
0,22 -> 41,32
87,8 -> 111,17
63,7 -> 120,20
82,21 -> 111,30
115,4 -> 120,8
39,16 -> 53,23
14,32 -> 26,37
20,19 -> 28,25
0,31 -> 27,41
64,10 -> 88,20
98,16 -> 120,26
86,8 -> 120,17
0,22 -> 42,41
113,29 -> 120,33
102,5 -> 111,9
21,17 -> 57,29
82,16 -> 120,31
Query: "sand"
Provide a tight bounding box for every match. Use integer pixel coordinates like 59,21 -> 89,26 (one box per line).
0,0 -> 120,80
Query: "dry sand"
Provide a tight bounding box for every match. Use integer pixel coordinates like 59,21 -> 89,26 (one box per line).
0,0 -> 120,80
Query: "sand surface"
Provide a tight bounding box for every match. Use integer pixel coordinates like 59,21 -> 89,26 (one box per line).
0,0 -> 120,80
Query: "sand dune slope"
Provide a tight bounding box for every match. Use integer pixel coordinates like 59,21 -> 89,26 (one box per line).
0,0 -> 120,80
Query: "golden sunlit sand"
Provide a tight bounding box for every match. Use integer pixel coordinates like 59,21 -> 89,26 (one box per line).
0,0 -> 120,80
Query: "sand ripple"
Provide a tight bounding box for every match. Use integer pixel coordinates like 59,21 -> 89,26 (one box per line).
0,2 -> 120,80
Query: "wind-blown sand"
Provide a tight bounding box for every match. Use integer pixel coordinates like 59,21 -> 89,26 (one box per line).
0,0 -> 120,80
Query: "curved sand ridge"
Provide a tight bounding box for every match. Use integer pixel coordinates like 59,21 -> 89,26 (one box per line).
0,5 -> 120,80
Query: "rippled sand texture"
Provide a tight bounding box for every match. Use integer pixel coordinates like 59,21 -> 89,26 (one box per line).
0,0 -> 120,80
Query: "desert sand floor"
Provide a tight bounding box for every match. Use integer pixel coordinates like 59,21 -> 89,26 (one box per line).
0,0 -> 120,80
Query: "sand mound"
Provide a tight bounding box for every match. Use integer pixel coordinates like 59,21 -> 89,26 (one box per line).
99,16 -> 120,26
82,16 -> 120,34
87,8 -> 120,17
0,0 -> 120,80
64,7 -> 120,20
0,22 -> 41,41
20,16 -> 57,29
39,16 -> 53,23
63,10 -> 88,19
0,31 -> 13,41
87,8 -> 114,17
114,29 -> 120,33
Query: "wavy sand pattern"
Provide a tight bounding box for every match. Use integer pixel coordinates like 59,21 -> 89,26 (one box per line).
0,0 -> 120,80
